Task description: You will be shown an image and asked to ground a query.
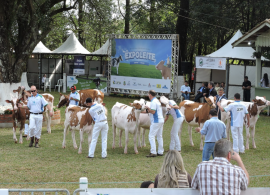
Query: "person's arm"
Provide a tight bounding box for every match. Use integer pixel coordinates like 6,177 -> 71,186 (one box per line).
196,122 -> 207,135
217,102 -> 225,112
231,152 -> 249,185
170,104 -> 179,109
180,86 -> 184,93
242,82 -> 245,89
164,114 -> 169,123
188,87 -> 191,94
145,105 -> 156,114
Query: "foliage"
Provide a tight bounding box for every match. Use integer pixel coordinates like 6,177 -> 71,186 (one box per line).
252,51 -> 262,58
4,109 -> 12,115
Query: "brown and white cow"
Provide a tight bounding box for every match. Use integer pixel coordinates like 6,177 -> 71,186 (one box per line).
57,89 -> 104,108
179,96 -> 216,150
111,99 -> 146,154
5,98 -> 30,143
42,93 -> 54,134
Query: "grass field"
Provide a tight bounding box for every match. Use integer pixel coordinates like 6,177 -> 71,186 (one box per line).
0,91 -> 270,192
111,63 -> 161,78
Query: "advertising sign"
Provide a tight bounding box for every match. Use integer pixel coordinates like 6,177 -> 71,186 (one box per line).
196,57 -> 226,70
110,39 -> 172,93
73,55 -> 85,75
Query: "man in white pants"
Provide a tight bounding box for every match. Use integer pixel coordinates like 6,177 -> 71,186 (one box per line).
86,97 -> 108,159
217,93 -> 250,153
19,86 -> 53,148
144,90 -> 164,157
164,99 -> 184,152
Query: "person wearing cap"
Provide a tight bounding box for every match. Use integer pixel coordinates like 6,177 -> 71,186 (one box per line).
18,85 -> 53,148
195,109 -> 226,161
86,97 -> 108,159
144,90 -> 164,157
69,86 -> 80,106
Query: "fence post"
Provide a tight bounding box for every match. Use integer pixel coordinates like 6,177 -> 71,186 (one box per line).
79,177 -> 88,195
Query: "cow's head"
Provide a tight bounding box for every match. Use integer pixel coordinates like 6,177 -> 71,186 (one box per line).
253,96 -> 270,107
119,55 -> 123,61
205,96 -> 216,109
57,93 -> 70,108
130,99 -> 146,111
155,61 -> 165,70
159,96 -> 171,111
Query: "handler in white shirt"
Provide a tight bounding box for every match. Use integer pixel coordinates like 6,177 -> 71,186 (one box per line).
86,97 -> 108,159
69,86 -> 80,106
164,100 -> 184,152
144,90 -> 164,157
217,93 -> 250,153
181,81 -> 191,100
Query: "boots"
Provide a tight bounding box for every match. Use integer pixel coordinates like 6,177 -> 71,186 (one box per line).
29,137 -> 34,147
35,138 -> 39,148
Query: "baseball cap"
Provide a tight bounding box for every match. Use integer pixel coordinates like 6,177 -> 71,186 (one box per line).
70,86 -> 76,90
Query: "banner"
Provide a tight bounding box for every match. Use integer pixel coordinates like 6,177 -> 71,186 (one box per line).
196,57 -> 226,70
110,39 -> 172,93
73,56 -> 85,75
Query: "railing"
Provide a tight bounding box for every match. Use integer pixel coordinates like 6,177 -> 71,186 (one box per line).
7,189 -> 70,195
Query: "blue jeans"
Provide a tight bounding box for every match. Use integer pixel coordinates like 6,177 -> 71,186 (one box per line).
181,93 -> 190,100
202,142 -> 215,161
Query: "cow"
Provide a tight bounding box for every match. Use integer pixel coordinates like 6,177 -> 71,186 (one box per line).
137,96 -> 171,148
112,55 -> 123,75
178,96 -> 216,150
155,60 -> 171,80
111,99 -> 146,154
57,89 -> 104,108
220,96 -> 270,150
42,93 -> 54,134
5,97 -> 30,144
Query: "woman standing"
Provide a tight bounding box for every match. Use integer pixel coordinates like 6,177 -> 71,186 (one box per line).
261,73 -> 269,88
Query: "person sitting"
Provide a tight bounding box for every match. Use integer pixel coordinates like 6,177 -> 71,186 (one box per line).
194,82 -> 207,102
215,82 -> 220,91
261,73 -> 269,88
191,139 -> 249,195
180,81 -> 191,100
140,181 -> 154,188
154,150 -> 191,188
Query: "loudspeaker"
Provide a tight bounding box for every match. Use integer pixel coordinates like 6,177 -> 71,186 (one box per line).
180,62 -> 192,75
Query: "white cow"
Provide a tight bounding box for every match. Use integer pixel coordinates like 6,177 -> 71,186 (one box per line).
112,55 -> 123,75
179,96 -> 216,150
111,99 -> 146,154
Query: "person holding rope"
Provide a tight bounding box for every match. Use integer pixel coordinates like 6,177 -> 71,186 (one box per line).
69,86 -> 80,106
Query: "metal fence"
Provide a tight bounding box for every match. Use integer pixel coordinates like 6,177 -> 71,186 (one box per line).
8,189 -> 70,195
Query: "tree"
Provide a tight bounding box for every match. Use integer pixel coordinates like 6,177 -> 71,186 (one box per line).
0,0 -> 78,83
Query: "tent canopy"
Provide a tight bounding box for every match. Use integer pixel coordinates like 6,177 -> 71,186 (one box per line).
32,41 -> 52,53
92,39 -> 109,56
52,32 -> 91,54
207,30 -> 267,61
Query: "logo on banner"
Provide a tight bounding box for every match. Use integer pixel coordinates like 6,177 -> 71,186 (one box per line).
199,58 -> 203,67
148,83 -> 151,87
133,82 -> 137,86
162,85 -> 168,89
123,81 -> 126,86
127,81 -> 130,86
218,60 -> 223,68
156,84 -> 161,88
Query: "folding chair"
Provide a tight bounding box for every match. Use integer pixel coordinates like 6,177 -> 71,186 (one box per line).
54,79 -> 63,92
44,78 -> 51,92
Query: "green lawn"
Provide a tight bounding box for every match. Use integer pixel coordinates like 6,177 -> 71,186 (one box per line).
111,63 -> 162,79
0,91 -> 269,192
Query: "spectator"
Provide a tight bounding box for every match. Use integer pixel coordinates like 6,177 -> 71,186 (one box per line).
194,82 -> 207,102
195,109 -> 226,161
191,139 -> 249,195
155,150 -> 191,188
208,82 -> 217,97
242,76 -> 251,102
202,82 -> 209,98
69,86 -> 80,106
42,74 -> 46,88
181,81 -> 191,100
215,82 -> 220,91
261,73 -> 269,88
220,82 -> 226,93
215,88 -> 227,120
140,181 -> 154,188
217,93 -> 250,153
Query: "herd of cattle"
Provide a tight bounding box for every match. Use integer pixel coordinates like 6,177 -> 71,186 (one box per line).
5,86 -> 270,155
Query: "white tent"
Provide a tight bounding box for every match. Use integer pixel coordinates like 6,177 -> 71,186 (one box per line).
32,41 -> 52,53
52,32 -> 91,54
207,30 -> 267,61
92,39 -> 109,55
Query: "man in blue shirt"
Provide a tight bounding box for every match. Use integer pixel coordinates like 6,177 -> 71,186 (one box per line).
195,109 -> 226,161
180,81 -> 191,100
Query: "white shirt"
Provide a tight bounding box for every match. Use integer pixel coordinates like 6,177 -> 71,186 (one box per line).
181,85 -> 191,93
260,78 -> 269,88
224,101 -> 248,127
150,97 -> 164,123
27,93 -> 48,113
42,77 -> 46,83
89,104 -> 107,122
69,91 -> 80,106
166,100 -> 182,120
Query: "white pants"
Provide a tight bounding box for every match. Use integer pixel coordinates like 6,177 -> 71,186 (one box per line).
88,121 -> 108,158
170,117 -> 183,151
149,122 -> 164,155
231,126 -> 245,153
24,124 -> 29,136
29,114 -> 43,139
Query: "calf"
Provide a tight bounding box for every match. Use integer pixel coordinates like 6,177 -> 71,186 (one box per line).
155,60 -> 171,79
57,89 -> 104,108
5,98 -> 30,143
179,96 -> 216,150
42,93 -> 54,134
111,99 -> 146,154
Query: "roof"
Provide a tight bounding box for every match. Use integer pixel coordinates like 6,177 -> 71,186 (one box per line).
232,19 -> 270,47
52,32 -> 91,54
32,41 -> 52,54
91,39 -> 109,56
207,30 -> 267,61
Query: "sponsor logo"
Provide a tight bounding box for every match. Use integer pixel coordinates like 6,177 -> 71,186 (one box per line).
133,82 -> 137,86
162,85 -> 168,89
127,81 -> 130,86
113,80 -> 116,84
148,83 -> 151,87
156,84 -> 161,88
138,83 -> 141,86
123,81 -> 126,86
199,58 -> 203,67
218,60 -> 223,68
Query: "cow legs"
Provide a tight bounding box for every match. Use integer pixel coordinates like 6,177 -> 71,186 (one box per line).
142,128 -> 146,147
78,128 -> 84,154
188,125 -> 194,147
137,128 -> 142,148
71,129 -> 78,149
133,131 -> 139,154
124,129 -> 129,154
245,124 -> 250,150
251,125 -> 256,149
119,129 -> 123,148
62,124 -> 69,148
112,124 -> 116,149
19,121 -> 25,144
226,119 -> 231,141
88,125 -> 93,146
13,122 -> 18,143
